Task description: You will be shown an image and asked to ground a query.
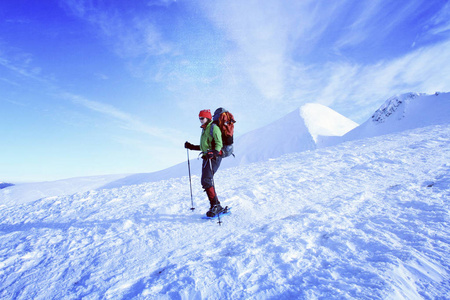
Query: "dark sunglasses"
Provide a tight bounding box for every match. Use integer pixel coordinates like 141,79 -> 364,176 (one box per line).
199,117 -> 206,120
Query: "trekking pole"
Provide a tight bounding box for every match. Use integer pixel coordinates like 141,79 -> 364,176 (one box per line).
209,159 -> 222,226
187,149 -> 195,211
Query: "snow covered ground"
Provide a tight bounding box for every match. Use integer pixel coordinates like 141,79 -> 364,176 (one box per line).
0,174 -> 129,207
1,123 -> 449,299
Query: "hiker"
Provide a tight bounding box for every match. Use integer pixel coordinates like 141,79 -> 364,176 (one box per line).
185,109 -> 225,217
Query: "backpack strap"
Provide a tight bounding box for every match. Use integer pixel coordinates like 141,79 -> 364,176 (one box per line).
210,123 -> 216,150
210,123 -> 215,138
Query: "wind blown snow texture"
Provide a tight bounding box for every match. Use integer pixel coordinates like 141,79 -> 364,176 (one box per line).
1,124 -> 449,299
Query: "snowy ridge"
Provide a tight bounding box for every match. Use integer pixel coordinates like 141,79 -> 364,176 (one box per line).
300,103 -> 358,144
0,124 -> 449,299
228,103 -> 357,166
228,107 -> 316,166
371,92 -> 425,123
343,92 -> 450,141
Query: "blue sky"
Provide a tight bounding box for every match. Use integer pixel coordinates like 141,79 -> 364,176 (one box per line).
1,0 -> 450,182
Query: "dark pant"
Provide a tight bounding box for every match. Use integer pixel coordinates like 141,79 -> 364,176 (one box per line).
201,156 -> 222,190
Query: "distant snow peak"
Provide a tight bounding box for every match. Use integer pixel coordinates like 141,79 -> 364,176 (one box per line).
222,103 -> 357,167
343,91 -> 450,143
300,103 -> 358,142
371,92 -> 425,123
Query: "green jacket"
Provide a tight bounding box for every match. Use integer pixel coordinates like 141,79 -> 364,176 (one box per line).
200,121 -> 223,153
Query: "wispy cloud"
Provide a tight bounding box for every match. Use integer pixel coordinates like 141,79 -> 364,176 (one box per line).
61,92 -> 184,145
94,73 -> 109,80
196,0 -> 389,100
426,1 -> 450,36
193,0 -> 450,123
197,0 -> 307,100
147,0 -> 177,8
60,0 -> 173,58
333,0 -> 385,50
0,51 -> 44,82
308,39 -> 450,121
1,43 -> 183,146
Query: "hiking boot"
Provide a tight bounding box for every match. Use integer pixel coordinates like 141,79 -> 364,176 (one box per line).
206,204 -> 224,217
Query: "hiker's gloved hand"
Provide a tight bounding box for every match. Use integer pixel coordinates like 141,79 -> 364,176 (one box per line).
185,142 -> 195,150
205,150 -> 220,159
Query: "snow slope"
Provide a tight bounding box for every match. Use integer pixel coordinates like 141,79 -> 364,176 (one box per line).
100,104 -> 357,189
0,104 -> 354,198
1,123 -> 449,299
0,174 -> 129,207
229,107 -> 316,166
299,103 -> 358,146
227,103 -> 357,166
2,92 -> 446,202
342,92 -> 450,142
